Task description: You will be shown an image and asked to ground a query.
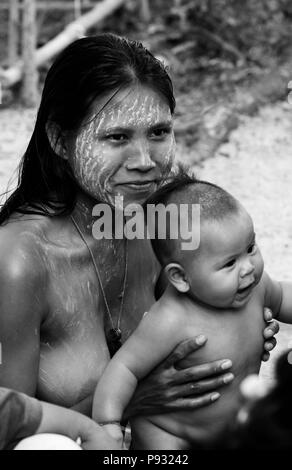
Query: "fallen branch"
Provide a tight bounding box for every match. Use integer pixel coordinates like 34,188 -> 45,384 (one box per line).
0,0 -> 129,88
172,40 -> 195,56
193,26 -> 246,64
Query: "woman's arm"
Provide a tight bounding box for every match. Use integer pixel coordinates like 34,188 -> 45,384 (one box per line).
263,271 -> 292,323
0,244 -> 46,394
277,282 -> 292,323
0,387 -> 42,450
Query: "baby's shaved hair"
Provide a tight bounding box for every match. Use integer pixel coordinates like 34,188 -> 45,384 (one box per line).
145,166 -> 240,266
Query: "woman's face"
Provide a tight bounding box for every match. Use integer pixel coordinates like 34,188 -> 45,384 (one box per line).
66,85 -> 175,208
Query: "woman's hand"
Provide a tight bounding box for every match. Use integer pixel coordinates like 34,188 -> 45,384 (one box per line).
262,308 -> 279,362
124,335 -> 234,420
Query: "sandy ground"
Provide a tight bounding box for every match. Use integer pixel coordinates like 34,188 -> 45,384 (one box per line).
0,107 -> 36,198
195,101 -> 292,383
1,102 -> 292,383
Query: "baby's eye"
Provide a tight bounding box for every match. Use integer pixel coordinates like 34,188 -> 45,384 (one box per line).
223,259 -> 236,269
247,243 -> 257,254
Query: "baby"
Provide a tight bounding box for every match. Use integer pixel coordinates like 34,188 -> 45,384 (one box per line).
92,172 -> 292,449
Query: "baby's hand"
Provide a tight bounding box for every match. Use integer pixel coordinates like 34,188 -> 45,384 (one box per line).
101,423 -> 124,449
79,422 -> 123,450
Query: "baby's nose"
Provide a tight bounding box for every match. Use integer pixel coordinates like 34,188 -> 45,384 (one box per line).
240,259 -> 255,278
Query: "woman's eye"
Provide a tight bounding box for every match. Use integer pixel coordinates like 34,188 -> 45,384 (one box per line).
107,134 -> 127,142
223,259 -> 236,269
150,128 -> 171,139
248,243 -> 256,254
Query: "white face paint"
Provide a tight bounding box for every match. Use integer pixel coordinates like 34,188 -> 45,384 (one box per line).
66,85 -> 175,207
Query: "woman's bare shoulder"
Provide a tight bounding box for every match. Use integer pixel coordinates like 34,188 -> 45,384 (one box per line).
0,213 -> 51,285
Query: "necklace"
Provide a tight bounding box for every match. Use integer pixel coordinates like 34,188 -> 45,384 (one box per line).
70,214 -> 128,357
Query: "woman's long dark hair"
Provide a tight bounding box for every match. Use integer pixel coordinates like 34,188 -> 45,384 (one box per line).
0,33 -> 175,225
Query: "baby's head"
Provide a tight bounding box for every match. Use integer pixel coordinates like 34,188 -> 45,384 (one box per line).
146,170 -> 264,309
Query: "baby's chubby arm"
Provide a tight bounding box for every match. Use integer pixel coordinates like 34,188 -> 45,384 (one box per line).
92,306 -> 186,434
263,272 -> 292,323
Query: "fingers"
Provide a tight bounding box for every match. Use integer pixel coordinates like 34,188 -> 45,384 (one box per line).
262,318 -> 279,361
165,392 -> 221,411
261,351 -> 270,362
164,373 -> 234,400
170,359 -> 233,385
263,319 -> 280,339
164,335 -> 207,368
264,336 -> 277,352
263,307 -> 273,322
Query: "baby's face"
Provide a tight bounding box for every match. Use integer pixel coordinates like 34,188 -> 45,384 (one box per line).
185,208 -> 264,309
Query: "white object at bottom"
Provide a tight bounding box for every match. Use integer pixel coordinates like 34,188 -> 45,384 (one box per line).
14,433 -> 82,450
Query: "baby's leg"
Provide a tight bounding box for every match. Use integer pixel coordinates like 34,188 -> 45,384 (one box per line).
131,419 -> 189,450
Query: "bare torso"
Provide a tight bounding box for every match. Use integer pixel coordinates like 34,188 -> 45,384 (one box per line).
131,283 -> 266,448
0,212 -> 158,414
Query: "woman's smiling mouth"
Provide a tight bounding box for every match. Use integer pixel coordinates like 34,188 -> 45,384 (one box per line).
117,181 -> 157,191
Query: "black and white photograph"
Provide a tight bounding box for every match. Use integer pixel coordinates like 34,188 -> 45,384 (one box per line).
0,0 -> 292,454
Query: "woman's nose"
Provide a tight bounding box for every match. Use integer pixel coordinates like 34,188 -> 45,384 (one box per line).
240,258 -> 255,278
125,140 -> 156,171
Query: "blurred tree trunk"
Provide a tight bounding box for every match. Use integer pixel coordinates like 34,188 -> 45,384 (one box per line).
1,0 -> 129,89
74,0 -> 82,19
21,0 -> 39,107
8,0 -> 19,65
140,0 -> 151,22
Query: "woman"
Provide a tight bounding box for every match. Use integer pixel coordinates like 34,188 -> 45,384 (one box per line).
0,34 -> 277,420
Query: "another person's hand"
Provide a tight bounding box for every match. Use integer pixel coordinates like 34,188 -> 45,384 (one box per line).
124,335 -> 234,419
37,400 -> 121,450
262,308 -> 279,362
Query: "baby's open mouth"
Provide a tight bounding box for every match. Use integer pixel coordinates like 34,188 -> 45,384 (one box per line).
237,282 -> 255,296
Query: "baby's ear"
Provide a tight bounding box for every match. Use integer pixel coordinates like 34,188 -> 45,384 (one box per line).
46,121 -> 68,160
164,263 -> 190,293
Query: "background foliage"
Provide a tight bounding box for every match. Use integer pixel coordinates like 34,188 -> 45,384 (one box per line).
1,0 -> 292,158
1,1 -> 292,88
